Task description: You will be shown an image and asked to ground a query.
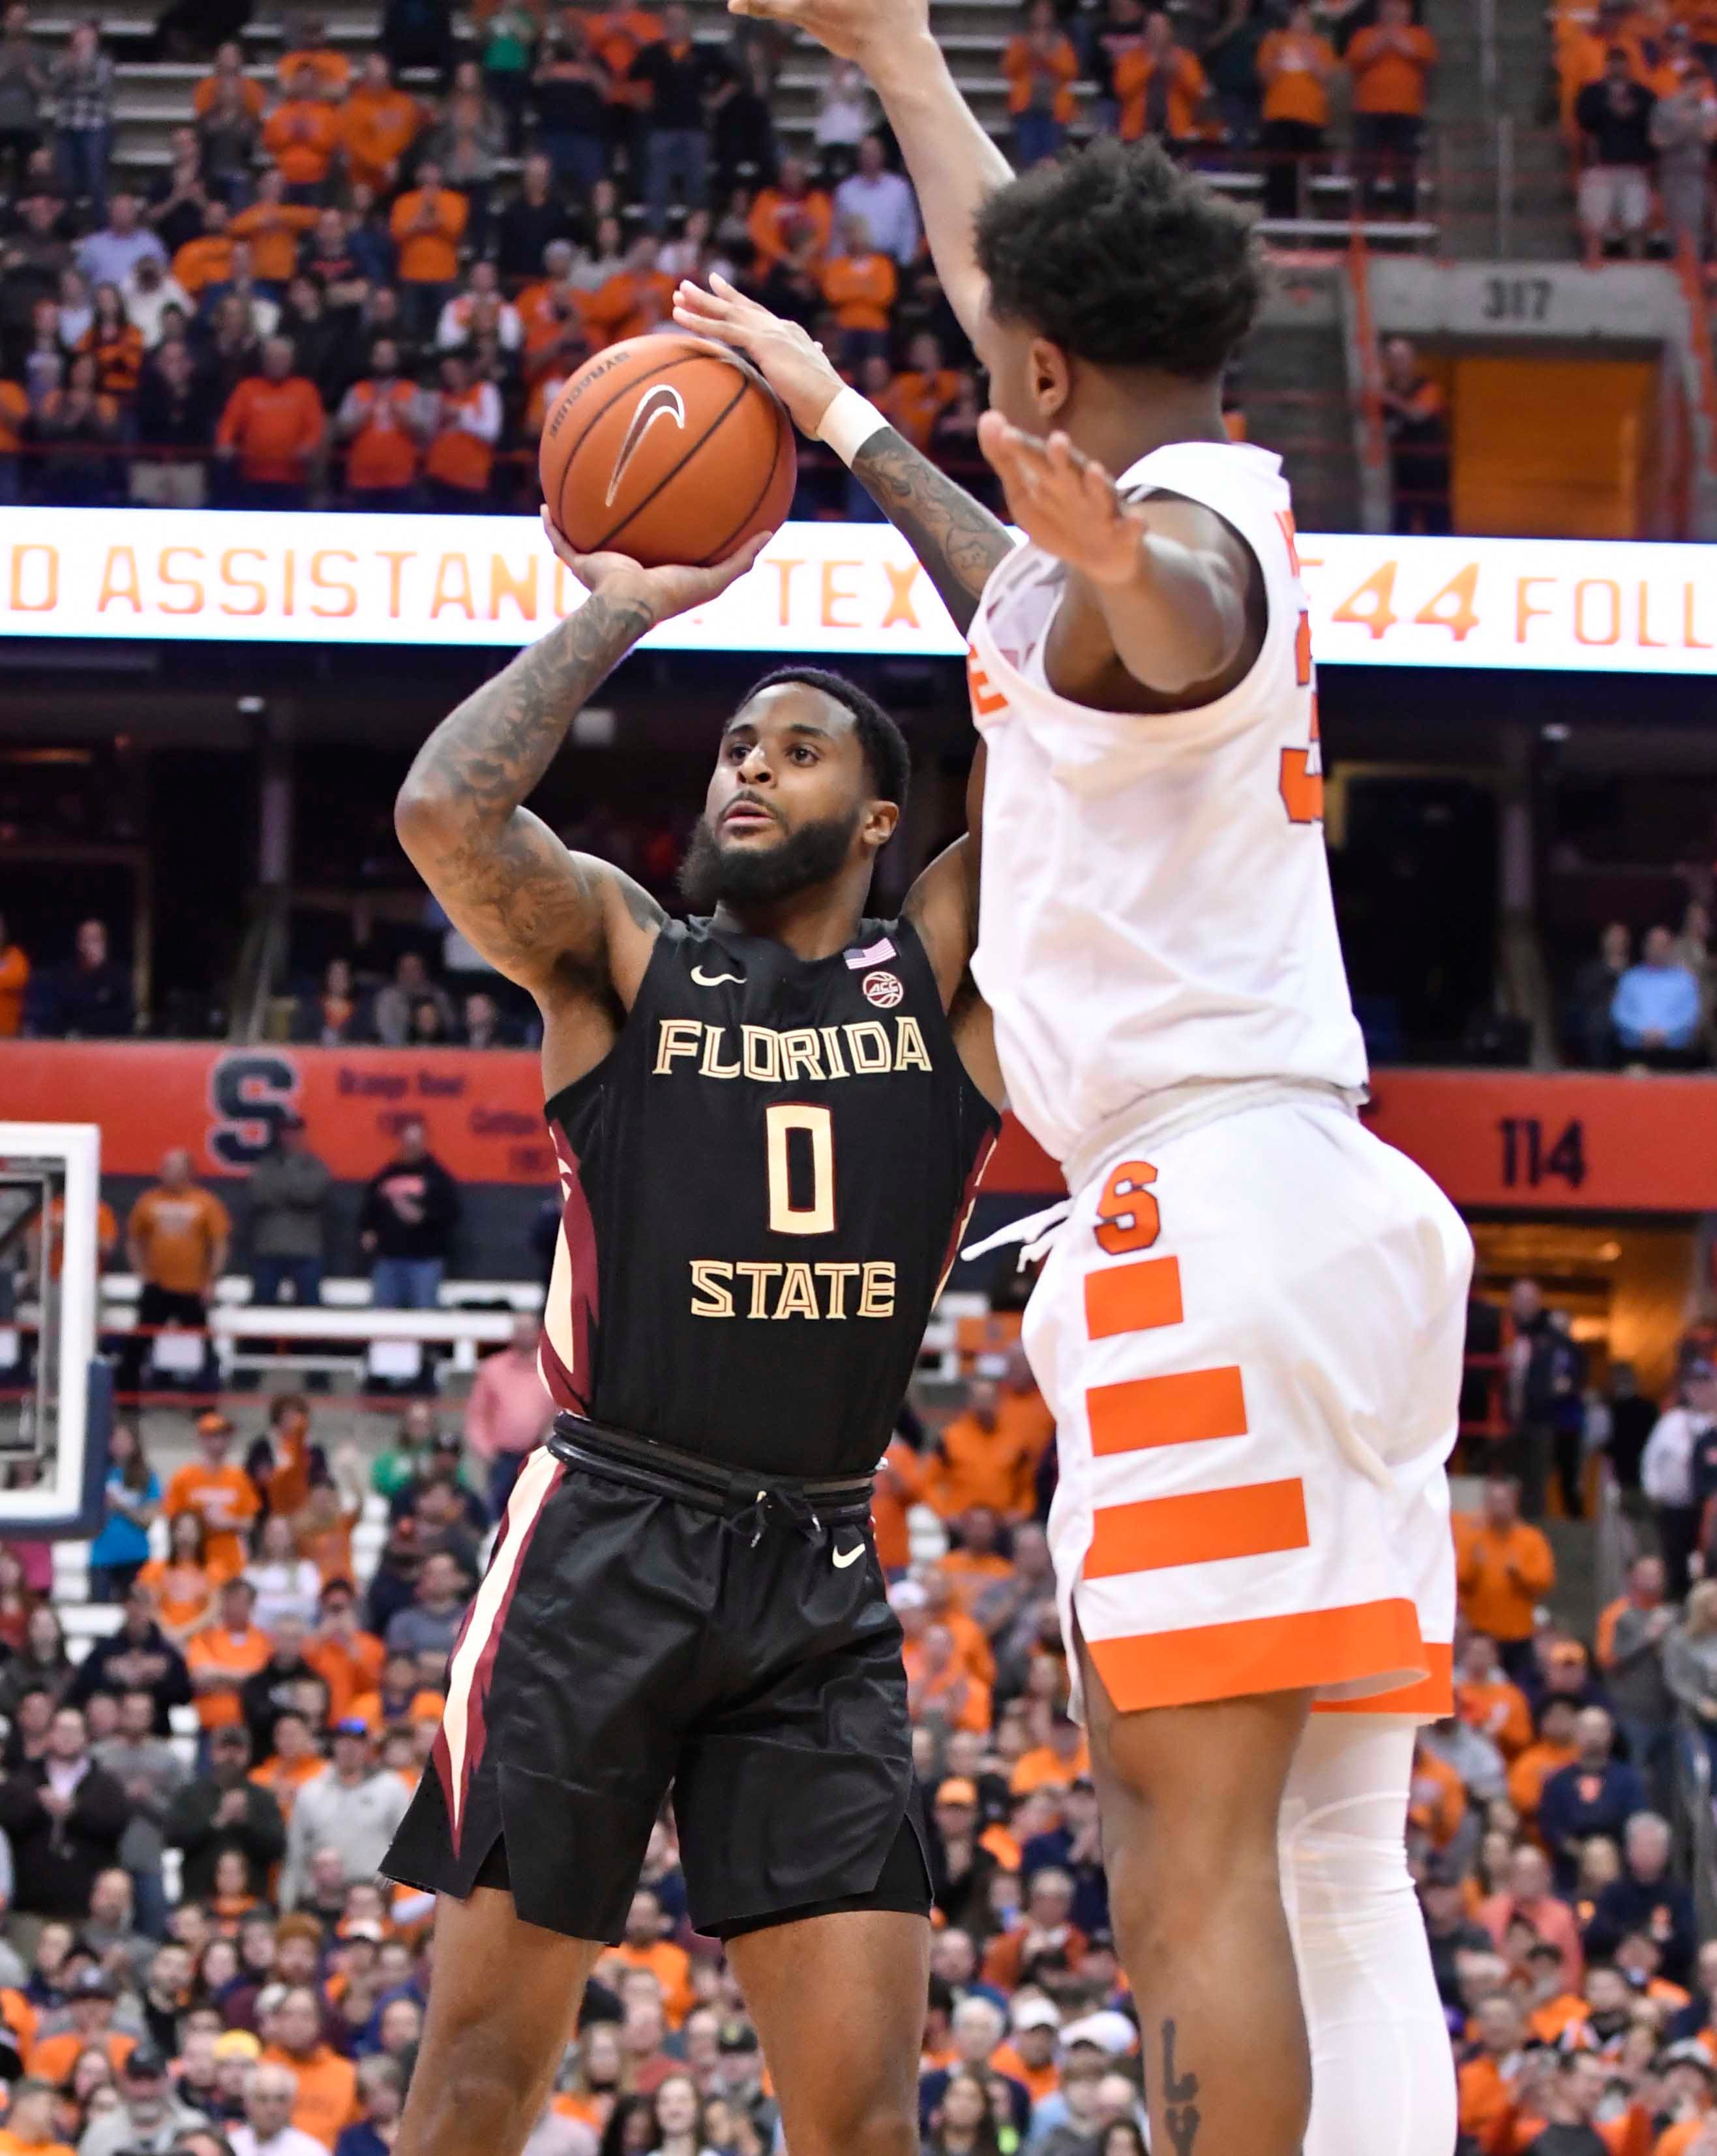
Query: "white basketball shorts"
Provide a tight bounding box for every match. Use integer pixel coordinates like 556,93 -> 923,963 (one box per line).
1023,1094 -> 1472,1719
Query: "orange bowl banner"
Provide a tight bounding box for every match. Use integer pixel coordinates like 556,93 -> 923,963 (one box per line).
2,510 -> 1716,670
2,1045 -> 1714,1210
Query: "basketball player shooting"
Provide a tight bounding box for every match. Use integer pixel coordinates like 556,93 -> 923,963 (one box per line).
681,15 -> 1474,2155
380,338 -> 1024,2156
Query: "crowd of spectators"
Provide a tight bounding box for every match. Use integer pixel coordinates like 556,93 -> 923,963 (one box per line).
1563,910 -> 1715,1070
7,1280 -> 1717,2156
1556,0 -> 1717,263
0,0 -> 1443,515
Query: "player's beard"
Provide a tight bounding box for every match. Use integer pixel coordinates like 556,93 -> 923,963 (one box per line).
678,804 -> 863,913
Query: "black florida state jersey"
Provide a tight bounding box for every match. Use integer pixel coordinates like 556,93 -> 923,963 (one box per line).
539,914 -> 1000,1479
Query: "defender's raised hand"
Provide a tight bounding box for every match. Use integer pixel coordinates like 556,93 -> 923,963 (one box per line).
724,0 -> 928,68
976,415 -> 1146,586
671,274 -> 846,438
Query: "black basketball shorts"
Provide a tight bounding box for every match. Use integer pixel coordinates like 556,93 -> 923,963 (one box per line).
383,1415 -> 932,1945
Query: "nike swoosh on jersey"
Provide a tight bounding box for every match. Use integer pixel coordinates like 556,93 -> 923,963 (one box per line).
605,382 -> 687,507
690,965 -> 745,987
832,1541 -> 865,1568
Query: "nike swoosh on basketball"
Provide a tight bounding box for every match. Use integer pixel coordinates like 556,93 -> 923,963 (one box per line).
833,1542 -> 865,1568
605,382 -> 687,507
691,965 -> 745,987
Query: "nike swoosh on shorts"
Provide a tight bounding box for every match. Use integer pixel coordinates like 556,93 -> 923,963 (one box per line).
833,1542 -> 865,1568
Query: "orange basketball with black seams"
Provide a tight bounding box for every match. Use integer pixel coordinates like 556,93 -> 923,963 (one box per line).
539,332 -> 796,569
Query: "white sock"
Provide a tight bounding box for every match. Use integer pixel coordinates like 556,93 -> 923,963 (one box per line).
1279,1713 -> 1456,2156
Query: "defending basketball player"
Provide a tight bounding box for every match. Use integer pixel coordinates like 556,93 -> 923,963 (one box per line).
679,19 -> 1472,2156
381,360 -> 1022,2156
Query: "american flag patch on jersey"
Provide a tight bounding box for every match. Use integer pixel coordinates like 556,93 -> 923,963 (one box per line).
844,936 -> 896,968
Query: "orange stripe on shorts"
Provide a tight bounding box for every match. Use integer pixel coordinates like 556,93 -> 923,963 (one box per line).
1086,1597 -> 1425,1713
1085,1255 -> 1184,1340
1084,1477 -> 1309,1578
1087,1364 -> 1246,1455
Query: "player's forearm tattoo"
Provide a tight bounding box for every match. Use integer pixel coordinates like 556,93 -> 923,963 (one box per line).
404,589 -> 655,829
395,588 -> 663,981
850,426 -> 1014,635
1161,2020 -> 1201,2156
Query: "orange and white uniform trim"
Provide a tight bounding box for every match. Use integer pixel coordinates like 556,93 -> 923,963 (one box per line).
1020,1101 -> 1469,1718
968,439 -> 1472,1720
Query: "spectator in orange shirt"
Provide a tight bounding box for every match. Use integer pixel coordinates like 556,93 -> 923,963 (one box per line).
518,237 -> 595,385
165,1415 -> 258,1584
261,1985 -> 360,2148
820,212 -> 896,357
1509,1697 -> 1580,1825
1114,12 -> 1212,149
1010,1711 -> 1091,1795
193,42 -> 265,122
341,52 -> 423,195
1409,1735 -> 1467,1848
215,335 -> 326,507
277,17 -> 351,99
1479,1843 -> 1584,1988
908,1621 -> 992,1732
1347,0 -> 1438,210
389,163 -> 469,335
991,1998 -> 1062,2104
172,201 -> 235,301
337,337 -> 428,508
423,353 -> 502,507
871,1432 -> 924,1575
981,1868 -> 1088,1990
1458,1631 -> 1534,1758
921,1376 -> 1040,1522
937,1507 -> 1015,1611
1457,1476 -> 1557,1676
0,910 -> 27,1038
230,171 -> 320,293
1004,0 -> 1080,166
0,2078 -> 75,2156
1455,1991 -> 1528,2149
249,1709 -> 326,1822
263,65 -> 344,199
119,1148 -> 230,1403
1256,3 -> 1337,217
187,1578 -> 273,1732
303,1580 -> 383,1724
599,1889 -> 696,2026
584,233 -> 675,345
747,156 -> 833,266
138,1510 -> 220,1644
578,3 -> 665,104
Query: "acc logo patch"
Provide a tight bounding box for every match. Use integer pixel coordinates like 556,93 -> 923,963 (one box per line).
862,970 -> 904,1008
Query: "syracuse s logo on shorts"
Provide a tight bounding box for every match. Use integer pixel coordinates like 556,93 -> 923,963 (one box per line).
862,970 -> 904,1008
605,383 -> 687,506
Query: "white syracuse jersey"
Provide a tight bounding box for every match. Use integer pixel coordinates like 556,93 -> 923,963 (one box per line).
966,439 -> 1368,1175
965,438 -> 1470,1726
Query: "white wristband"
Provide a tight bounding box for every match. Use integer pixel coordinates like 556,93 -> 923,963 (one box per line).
815,387 -> 888,468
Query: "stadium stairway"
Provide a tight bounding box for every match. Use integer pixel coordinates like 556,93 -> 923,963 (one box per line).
1242,264 -> 1364,532
1418,0 -> 1575,259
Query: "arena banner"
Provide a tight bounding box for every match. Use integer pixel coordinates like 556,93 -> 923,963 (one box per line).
3,1043 -> 1716,1210
4,508 -> 1717,672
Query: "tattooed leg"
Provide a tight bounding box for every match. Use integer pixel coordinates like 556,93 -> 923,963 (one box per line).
1077,1633 -> 1313,2156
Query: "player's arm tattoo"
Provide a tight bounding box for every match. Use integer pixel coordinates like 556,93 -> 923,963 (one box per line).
394,590 -> 664,991
849,425 -> 1015,636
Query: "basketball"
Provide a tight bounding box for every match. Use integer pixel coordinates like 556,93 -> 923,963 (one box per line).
539,333 -> 796,569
